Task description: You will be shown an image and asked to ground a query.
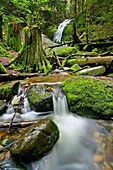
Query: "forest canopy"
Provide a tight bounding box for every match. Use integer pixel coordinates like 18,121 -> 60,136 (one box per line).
0,0 -> 113,73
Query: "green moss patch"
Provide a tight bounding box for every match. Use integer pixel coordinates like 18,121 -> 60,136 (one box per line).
62,76 -> 113,118
0,63 -> 7,74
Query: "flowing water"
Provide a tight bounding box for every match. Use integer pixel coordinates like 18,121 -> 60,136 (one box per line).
31,87 -> 98,170
1,85 -> 111,170
53,19 -> 73,43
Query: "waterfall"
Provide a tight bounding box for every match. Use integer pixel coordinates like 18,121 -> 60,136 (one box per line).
53,19 -> 73,43
38,87 -> 98,170
0,84 -> 99,170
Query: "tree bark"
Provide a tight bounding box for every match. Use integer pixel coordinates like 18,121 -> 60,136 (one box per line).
7,22 -> 22,51
0,15 -> 3,41
10,26 -> 52,74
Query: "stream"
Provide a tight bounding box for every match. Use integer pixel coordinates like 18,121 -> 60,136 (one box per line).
0,83 -> 113,170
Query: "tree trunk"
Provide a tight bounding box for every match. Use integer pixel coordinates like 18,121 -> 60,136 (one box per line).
86,0 -> 90,44
10,26 -> 52,74
7,22 -> 22,52
0,15 -> 3,41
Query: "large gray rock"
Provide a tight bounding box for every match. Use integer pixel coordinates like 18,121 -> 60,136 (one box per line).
27,84 -> 53,112
10,118 -> 59,162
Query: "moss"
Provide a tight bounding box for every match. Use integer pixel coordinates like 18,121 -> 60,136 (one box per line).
75,66 -> 106,76
7,22 -> 22,52
0,44 -> 12,57
28,85 -> 53,112
62,21 -> 74,42
67,58 -> 87,66
55,46 -> 78,57
0,63 -> 7,73
0,82 -> 19,101
46,46 -> 78,57
70,64 -> 81,71
62,76 -> 113,118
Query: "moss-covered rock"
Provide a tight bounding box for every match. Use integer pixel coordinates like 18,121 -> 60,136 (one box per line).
46,46 -> 78,57
67,58 -> 87,66
75,66 -> 106,76
10,118 -> 59,162
28,84 -> 53,112
0,81 -> 20,101
70,64 -> 81,72
61,76 -> 113,118
0,63 -> 7,74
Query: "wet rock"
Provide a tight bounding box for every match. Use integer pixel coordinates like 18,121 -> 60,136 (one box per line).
0,100 -> 7,115
75,65 -> 106,76
10,118 -> 59,162
0,81 -> 20,101
28,84 -> 53,112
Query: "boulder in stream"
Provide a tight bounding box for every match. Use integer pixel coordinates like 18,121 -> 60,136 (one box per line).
62,76 -> 113,119
27,84 -> 53,112
10,118 -> 59,162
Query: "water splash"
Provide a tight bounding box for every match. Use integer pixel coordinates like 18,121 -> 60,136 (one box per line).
38,87 -> 97,170
53,19 -> 73,43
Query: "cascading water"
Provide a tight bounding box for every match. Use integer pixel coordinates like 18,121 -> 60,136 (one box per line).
53,19 -> 73,43
36,86 -> 98,170
1,84 -> 110,170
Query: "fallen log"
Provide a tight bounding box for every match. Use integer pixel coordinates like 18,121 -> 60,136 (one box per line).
87,56 -> 113,65
67,56 -> 113,67
0,73 -> 42,82
0,121 -> 37,129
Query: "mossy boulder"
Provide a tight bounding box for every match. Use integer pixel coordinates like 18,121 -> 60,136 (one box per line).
75,66 -> 106,76
61,76 -> 113,118
28,84 -> 53,112
10,118 -> 59,162
67,58 -> 87,66
0,81 -> 20,101
46,46 -> 78,57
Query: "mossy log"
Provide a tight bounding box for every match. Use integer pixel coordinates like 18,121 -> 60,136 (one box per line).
0,73 -> 40,82
7,22 -> 22,52
87,56 -> 113,65
68,56 -> 113,66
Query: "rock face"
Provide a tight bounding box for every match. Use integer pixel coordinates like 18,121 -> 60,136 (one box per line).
62,76 -> 113,118
28,84 -> 53,112
10,118 -> 59,162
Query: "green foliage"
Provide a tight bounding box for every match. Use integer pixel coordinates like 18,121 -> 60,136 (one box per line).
0,63 -> 7,73
62,76 -> 113,118
62,21 -> 74,42
7,22 -> 22,51
0,43 -> 12,57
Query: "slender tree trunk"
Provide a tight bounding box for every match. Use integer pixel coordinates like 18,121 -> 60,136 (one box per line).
0,15 -> 3,41
7,22 -> 22,51
86,1 -> 90,44
11,26 -> 52,74
82,0 -> 85,14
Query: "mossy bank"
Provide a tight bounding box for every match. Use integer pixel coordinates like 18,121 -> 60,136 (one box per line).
61,76 -> 113,119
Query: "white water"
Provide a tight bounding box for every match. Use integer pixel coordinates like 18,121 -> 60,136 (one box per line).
53,19 -> 72,42
1,85 -> 98,170
36,87 -> 97,170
